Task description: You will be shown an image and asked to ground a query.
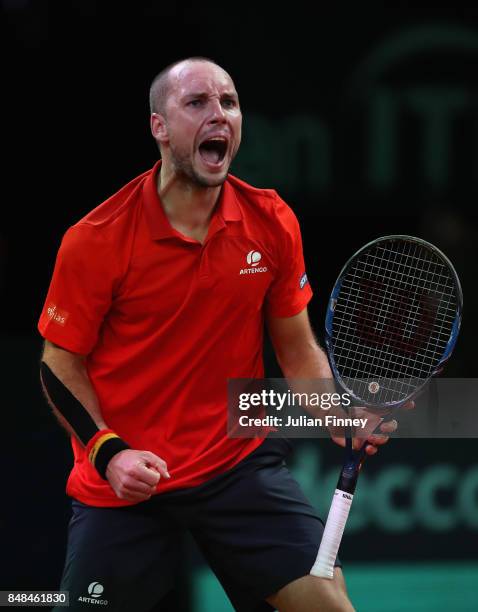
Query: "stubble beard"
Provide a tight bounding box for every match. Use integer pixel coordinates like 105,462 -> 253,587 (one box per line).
169,142 -> 232,188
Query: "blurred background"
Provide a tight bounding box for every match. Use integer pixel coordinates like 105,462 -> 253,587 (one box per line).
1,2 -> 477,610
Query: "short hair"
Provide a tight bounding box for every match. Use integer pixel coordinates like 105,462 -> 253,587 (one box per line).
149,56 -> 219,115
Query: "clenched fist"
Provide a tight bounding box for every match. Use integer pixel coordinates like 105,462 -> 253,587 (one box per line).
106,449 -> 170,501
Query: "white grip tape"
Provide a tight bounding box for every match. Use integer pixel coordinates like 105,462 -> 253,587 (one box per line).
310,489 -> 354,579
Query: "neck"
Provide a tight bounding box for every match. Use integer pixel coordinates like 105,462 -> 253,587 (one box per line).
157,163 -> 221,230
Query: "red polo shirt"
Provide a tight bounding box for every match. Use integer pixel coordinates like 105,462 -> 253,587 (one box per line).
38,161 -> 313,506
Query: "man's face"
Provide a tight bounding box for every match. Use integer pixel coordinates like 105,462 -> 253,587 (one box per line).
159,62 -> 242,187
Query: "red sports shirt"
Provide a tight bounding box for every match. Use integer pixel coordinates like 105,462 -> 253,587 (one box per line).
38,161 -> 313,506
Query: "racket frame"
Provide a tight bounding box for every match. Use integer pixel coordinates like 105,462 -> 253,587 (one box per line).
310,235 -> 463,579
325,235 -> 463,409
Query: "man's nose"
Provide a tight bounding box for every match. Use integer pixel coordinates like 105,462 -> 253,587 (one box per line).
208,99 -> 227,123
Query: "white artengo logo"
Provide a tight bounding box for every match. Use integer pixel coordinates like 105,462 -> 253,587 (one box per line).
246,250 -> 262,266
77,581 -> 109,605
88,583 -> 104,598
240,251 -> 268,275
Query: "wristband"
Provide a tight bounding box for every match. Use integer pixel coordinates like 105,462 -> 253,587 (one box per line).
88,430 -> 130,480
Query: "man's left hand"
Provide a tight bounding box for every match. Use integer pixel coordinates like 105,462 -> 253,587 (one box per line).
331,401 -> 415,456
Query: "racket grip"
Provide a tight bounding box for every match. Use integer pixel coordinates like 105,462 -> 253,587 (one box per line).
310,488 -> 354,579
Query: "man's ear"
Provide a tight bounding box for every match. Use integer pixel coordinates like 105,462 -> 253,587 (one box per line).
150,113 -> 169,143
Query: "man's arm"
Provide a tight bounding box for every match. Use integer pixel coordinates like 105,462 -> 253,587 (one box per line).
42,340 -> 107,432
266,308 -> 399,454
41,340 -> 169,500
266,308 -> 332,380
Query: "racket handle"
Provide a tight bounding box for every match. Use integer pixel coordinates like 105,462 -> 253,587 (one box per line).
310,488 -> 354,579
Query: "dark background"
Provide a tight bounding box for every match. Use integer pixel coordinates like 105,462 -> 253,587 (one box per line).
1,2 -> 477,611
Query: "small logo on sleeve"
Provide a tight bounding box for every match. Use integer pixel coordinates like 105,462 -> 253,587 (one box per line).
299,273 -> 309,289
47,304 -> 69,326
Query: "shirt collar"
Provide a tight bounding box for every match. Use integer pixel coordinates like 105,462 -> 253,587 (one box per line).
143,160 -> 243,241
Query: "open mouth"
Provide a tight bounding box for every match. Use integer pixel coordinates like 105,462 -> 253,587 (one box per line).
198,137 -> 228,166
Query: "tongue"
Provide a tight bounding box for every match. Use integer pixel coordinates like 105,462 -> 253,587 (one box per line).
200,147 -> 221,164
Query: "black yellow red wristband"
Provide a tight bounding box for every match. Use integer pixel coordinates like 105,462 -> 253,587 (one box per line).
87,430 -> 130,480
40,364 -> 131,480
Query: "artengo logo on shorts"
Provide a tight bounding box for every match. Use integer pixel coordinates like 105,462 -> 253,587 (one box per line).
77,581 -> 109,605
239,251 -> 268,275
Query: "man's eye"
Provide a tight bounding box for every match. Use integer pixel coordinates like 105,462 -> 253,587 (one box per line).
222,99 -> 236,108
188,99 -> 203,107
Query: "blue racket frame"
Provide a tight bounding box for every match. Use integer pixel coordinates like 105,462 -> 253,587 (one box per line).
325,235 -> 463,410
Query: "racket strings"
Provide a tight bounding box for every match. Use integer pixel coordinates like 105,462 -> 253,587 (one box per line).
331,239 -> 458,405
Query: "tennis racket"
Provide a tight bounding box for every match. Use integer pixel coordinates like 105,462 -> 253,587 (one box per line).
310,235 -> 462,579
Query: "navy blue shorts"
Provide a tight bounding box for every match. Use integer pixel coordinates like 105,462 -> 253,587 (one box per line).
56,438 -> 340,611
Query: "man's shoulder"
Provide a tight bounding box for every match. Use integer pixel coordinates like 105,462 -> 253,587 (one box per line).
57,167 -> 152,256
74,168 -> 151,232
227,173 -> 278,201
227,173 -> 299,228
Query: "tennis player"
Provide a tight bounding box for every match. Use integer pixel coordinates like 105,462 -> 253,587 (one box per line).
39,57 -> 398,612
